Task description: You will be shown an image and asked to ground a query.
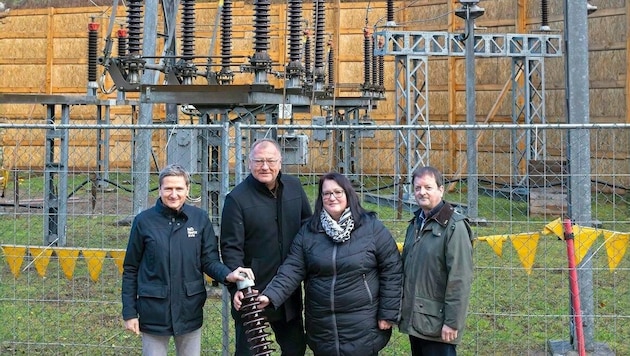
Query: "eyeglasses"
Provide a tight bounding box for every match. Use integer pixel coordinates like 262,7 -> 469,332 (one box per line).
322,190 -> 345,200
251,158 -> 280,167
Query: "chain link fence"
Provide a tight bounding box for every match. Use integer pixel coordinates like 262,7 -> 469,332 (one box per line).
0,120 -> 629,355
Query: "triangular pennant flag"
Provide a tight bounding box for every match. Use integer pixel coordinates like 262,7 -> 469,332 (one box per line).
482,235 -> 507,258
109,250 -> 126,275
28,247 -> 54,278
54,248 -> 80,280
572,226 -> 600,265
603,232 -> 629,271
542,218 -> 564,238
1,245 -> 27,278
509,233 -> 540,275
82,249 -> 107,282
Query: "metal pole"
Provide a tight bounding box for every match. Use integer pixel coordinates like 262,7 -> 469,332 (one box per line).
564,0 -> 595,351
464,7 -> 478,219
133,0 -> 158,216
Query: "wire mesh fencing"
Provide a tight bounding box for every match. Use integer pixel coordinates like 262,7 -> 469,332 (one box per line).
0,121 -> 628,355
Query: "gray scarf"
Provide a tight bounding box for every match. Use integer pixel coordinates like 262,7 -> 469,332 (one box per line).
320,207 -> 354,243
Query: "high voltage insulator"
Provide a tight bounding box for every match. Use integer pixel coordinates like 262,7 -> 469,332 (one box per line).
181,0 -> 195,61
237,276 -> 274,356
88,21 -> 99,83
387,0 -> 394,24
253,0 -> 270,54
327,40 -> 335,88
287,0 -> 302,64
313,0 -> 325,76
363,27 -> 372,86
126,0 -> 143,55
303,29 -> 312,82
117,27 -> 128,58
221,0 -> 233,74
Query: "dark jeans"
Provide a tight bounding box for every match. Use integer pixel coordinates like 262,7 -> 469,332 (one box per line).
409,335 -> 457,356
234,315 -> 306,356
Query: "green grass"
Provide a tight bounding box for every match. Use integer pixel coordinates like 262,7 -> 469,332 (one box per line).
1,173 -> 629,355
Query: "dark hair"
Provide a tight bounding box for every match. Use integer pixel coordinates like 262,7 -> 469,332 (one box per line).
307,172 -> 374,231
411,166 -> 444,187
158,164 -> 191,187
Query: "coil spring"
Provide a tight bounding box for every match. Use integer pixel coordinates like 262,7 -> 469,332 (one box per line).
88,22 -> 99,82
288,0 -> 302,63
126,0 -> 143,55
313,0 -> 325,74
240,287 -> 274,356
181,0 -> 195,61
221,0 -> 233,72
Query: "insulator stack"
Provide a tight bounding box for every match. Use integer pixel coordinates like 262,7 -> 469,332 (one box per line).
378,55 -> 384,89
540,0 -> 549,30
253,0 -> 271,54
386,0 -> 394,24
287,0 -> 302,64
363,28 -> 372,86
88,21 -> 99,83
220,0 -> 233,74
117,28 -> 128,58
327,41 -> 335,88
303,29 -> 312,82
181,0 -> 196,61
313,0 -> 325,77
126,0 -> 143,55
237,278 -> 274,356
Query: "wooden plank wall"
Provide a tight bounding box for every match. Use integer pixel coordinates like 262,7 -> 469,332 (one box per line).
0,1 -> 627,180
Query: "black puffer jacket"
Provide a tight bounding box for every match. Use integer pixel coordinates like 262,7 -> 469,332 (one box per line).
263,214 -> 403,356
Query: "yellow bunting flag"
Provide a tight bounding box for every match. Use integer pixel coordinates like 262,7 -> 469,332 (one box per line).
55,248 -> 80,280
1,245 -> 27,278
509,233 -> 540,275
28,247 -> 54,278
572,226 -> 600,265
542,218 -> 564,238
82,250 -> 107,282
603,231 -> 629,271
481,235 -> 508,258
109,250 -> 126,275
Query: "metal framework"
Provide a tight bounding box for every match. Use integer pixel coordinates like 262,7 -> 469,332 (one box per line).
374,30 -> 563,195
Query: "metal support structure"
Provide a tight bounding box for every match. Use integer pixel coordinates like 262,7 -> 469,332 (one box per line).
393,55 -> 429,207
511,57 -> 547,186
375,28 -> 562,217
95,105 -> 111,188
43,104 -> 70,246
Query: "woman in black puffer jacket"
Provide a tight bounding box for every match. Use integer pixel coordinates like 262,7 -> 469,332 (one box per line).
234,172 -> 403,356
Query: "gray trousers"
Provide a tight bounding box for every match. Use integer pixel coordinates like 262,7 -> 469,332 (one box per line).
141,327 -> 202,356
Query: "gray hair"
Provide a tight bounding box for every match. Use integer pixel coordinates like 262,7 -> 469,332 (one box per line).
158,164 -> 191,187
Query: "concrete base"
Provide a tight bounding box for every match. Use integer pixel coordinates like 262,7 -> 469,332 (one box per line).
547,340 -> 615,356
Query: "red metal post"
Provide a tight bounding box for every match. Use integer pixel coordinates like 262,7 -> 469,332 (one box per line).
563,218 -> 586,356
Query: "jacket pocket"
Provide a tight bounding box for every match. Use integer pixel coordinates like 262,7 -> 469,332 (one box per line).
137,283 -> 168,326
411,296 -> 444,337
184,280 -> 206,297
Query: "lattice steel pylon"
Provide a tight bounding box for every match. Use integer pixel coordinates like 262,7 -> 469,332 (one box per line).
375,30 -> 562,203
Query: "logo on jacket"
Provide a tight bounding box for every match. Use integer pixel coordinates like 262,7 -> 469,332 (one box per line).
187,227 -> 198,238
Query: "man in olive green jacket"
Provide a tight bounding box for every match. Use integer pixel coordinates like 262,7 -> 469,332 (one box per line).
399,166 -> 474,356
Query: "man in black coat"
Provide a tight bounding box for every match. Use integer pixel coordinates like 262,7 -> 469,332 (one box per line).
220,138 -> 312,356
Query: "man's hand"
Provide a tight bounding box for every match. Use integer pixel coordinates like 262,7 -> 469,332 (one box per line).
378,320 -> 393,330
441,324 -> 458,342
233,290 -> 270,311
124,318 -> 140,336
226,267 -> 255,283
